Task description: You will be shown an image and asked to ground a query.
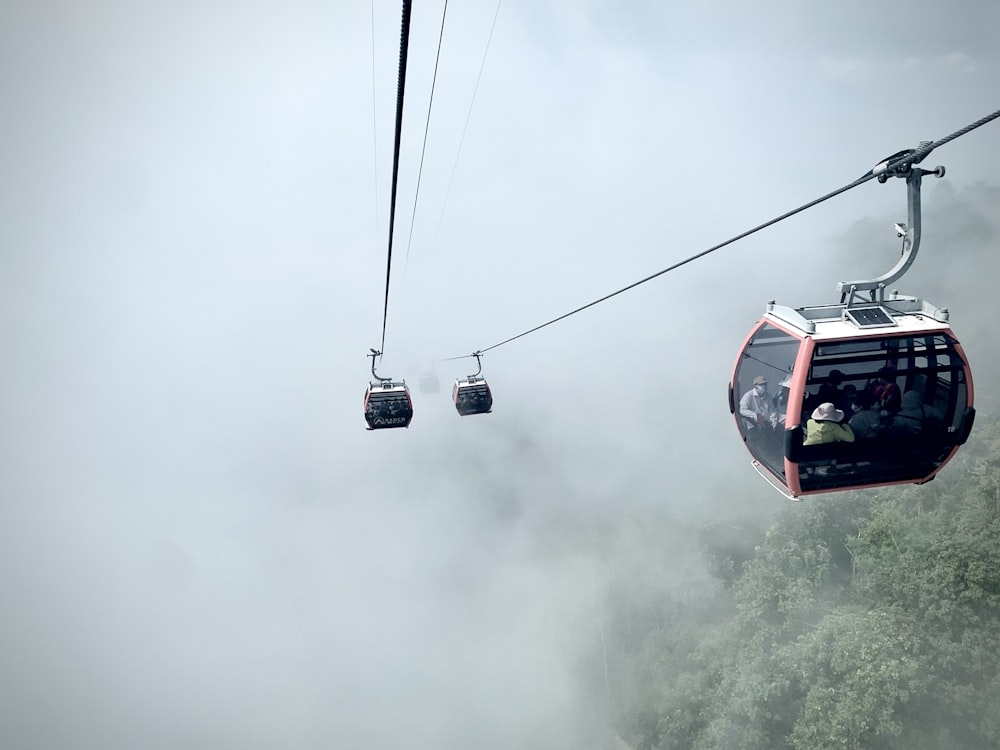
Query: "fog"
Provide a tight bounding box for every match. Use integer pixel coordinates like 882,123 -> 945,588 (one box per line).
1,1 -> 998,747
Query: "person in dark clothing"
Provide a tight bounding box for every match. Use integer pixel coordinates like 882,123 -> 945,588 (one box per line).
849,389 -> 885,439
891,390 -> 925,438
817,369 -> 848,415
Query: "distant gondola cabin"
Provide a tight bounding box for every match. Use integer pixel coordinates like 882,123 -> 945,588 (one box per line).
453,377 -> 493,416
419,371 -> 440,394
364,381 -> 413,430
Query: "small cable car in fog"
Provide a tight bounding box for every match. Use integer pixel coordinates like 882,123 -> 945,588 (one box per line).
419,369 -> 440,394
364,349 -> 413,430
453,352 -> 493,416
729,156 -> 975,498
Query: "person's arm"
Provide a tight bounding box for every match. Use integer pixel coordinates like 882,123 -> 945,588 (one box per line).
837,423 -> 856,443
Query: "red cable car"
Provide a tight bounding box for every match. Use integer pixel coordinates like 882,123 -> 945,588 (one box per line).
453,352 -> 493,416
363,349 -> 414,430
364,380 -> 414,430
729,156 -> 975,498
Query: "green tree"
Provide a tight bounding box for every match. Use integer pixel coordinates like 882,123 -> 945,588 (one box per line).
608,415 -> 1000,750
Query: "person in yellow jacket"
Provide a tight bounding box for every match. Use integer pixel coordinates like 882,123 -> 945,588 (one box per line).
803,402 -> 856,445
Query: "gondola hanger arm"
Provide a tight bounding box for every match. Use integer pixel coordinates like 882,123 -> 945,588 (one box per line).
837,155 -> 946,305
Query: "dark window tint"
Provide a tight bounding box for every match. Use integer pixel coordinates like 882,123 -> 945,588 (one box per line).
797,332 -> 971,492
808,333 -> 968,433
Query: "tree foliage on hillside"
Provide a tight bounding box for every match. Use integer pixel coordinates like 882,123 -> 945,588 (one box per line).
607,418 -> 1000,749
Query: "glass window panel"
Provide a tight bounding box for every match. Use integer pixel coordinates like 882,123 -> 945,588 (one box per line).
734,323 -> 801,481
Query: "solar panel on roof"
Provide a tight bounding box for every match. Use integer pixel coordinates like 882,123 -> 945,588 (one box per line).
845,306 -> 896,328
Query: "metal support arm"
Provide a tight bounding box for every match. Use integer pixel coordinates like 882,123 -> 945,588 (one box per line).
467,351 -> 484,379
369,348 -> 391,383
837,153 -> 945,305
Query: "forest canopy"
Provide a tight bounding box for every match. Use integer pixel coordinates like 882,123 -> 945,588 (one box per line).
605,415 -> 1000,750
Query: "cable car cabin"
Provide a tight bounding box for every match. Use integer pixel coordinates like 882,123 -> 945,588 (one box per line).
364,381 -> 413,430
729,295 -> 974,499
453,377 -> 493,416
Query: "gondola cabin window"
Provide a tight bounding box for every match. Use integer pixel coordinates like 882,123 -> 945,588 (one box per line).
732,322 -> 800,482
806,333 -> 969,437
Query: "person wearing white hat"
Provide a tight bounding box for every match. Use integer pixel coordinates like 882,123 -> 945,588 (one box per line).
773,374 -> 795,421
803,402 -> 856,446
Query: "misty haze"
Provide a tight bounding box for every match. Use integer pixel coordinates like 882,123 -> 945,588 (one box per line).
2,2 -> 999,749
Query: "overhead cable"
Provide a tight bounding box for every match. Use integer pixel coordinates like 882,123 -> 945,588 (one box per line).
433,0 -> 504,240
370,0 -> 380,236
453,107 -> 1000,358
404,0 -> 450,272
911,107 -> 1000,160
379,0 -> 413,354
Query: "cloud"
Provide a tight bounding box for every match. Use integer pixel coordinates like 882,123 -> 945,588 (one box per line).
934,51 -> 979,72
819,52 -> 980,79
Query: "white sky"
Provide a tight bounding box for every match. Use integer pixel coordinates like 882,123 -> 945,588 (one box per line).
1,1 -> 998,747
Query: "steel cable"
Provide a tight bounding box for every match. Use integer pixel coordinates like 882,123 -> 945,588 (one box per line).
403,0 -> 450,273
379,0 -> 413,354
446,107 -> 1000,360
433,0 -> 504,240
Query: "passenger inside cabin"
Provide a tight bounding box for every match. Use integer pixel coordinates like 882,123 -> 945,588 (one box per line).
772,375 -> 791,419
805,369 -> 852,417
848,389 -> 884,440
891,390 -> 925,438
817,369 -> 849,413
841,384 -> 858,414
804,402 -> 856,445
869,366 -> 902,414
740,375 -> 778,431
